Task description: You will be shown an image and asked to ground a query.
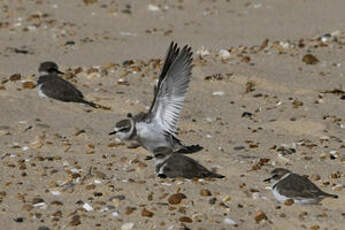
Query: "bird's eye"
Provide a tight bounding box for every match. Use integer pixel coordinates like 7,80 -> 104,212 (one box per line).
273,174 -> 279,179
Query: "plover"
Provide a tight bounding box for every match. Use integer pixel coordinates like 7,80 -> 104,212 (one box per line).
264,168 -> 338,204
109,42 -> 202,154
153,147 -> 224,179
37,61 -> 97,108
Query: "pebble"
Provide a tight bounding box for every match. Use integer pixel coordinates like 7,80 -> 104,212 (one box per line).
233,146 -> 245,151
109,195 -> 126,201
148,4 -> 160,12
302,54 -> 319,65
83,202 -> 93,211
69,215 -> 81,226
218,49 -> 231,60
196,46 -> 210,57
255,210 -> 268,223
14,217 -> 24,223
121,222 -> 135,230
200,189 -> 212,196
224,217 -> 237,225
37,226 -> 50,230
212,91 -> 224,96
50,191 -> 61,196
111,211 -> 120,217
222,195 -> 231,202
141,208 -> 154,217
209,197 -> 217,205
284,199 -> 294,206
168,193 -> 186,205
179,216 -> 193,223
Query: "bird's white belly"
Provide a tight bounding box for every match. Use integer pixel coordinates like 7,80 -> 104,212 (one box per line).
38,84 -> 47,98
272,188 -> 318,204
136,123 -> 170,152
272,187 -> 289,203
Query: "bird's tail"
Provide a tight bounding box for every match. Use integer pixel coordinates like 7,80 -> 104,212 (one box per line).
206,171 -> 225,179
323,193 -> 338,199
80,99 -> 111,110
176,144 -> 203,154
81,99 -> 97,108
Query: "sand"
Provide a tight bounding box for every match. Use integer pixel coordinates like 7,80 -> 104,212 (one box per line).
0,0 -> 344,229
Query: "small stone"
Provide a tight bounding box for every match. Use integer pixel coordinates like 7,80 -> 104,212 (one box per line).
179,216 -> 193,223
255,210 -> 268,223
83,202 -> 93,211
218,49 -> 231,60
22,81 -> 36,89
209,197 -> 217,205
83,0 -> 98,5
110,195 -> 126,201
86,184 -> 96,190
148,4 -> 160,12
38,226 -> 50,230
14,217 -> 24,223
141,208 -> 154,217
30,136 -> 43,149
233,146 -> 245,151
32,197 -> 45,205
241,112 -> 253,118
241,56 -> 251,63
121,222 -> 135,230
22,204 -> 33,211
69,215 -> 81,226
200,189 -> 212,196
284,199 -> 294,206
302,54 -> 319,65
168,193 -> 186,205
222,195 -> 231,202
125,207 -> 137,215
310,225 -> 320,230
224,217 -> 237,225
212,91 -> 224,96
9,73 -> 21,81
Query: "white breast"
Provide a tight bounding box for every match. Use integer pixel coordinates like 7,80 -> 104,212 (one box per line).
136,122 -> 170,152
37,84 -> 47,98
272,187 -> 289,203
272,188 -> 319,204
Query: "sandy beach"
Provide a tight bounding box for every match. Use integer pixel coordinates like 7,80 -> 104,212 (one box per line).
0,0 -> 344,229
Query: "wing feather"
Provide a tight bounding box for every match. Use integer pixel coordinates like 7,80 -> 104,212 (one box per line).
149,44 -> 193,135
149,42 -> 180,113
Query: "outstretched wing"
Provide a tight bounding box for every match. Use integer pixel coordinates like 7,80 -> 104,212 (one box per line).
148,42 -> 180,113
148,43 -> 193,135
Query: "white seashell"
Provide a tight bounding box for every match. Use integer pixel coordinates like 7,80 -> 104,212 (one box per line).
196,46 -> 210,57
83,203 -> 94,212
224,217 -> 237,225
94,179 -> 101,184
112,211 -> 120,217
121,222 -> 135,230
22,146 -> 29,151
33,202 -> 46,208
50,191 -> 61,196
148,4 -> 160,12
218,49 -> 231,60
212,91 -> 224,96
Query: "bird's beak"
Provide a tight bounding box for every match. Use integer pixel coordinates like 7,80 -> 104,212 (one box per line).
109,131 -> 117,135
263,177 -> 272,182
57,70 -> 64,74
